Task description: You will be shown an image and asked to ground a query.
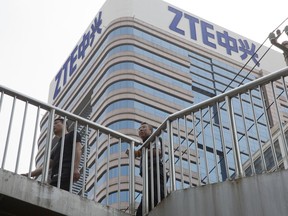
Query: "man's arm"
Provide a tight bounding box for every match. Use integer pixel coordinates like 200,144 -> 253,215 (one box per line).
73,142 -> 82,182
125,149 -> 142,158
22,160 -> 54,178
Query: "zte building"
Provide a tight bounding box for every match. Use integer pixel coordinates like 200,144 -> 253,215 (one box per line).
36,0 -> 287,210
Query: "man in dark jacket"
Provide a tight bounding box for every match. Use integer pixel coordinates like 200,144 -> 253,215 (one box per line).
23,118 -> 82,191
133,122 -> 165,216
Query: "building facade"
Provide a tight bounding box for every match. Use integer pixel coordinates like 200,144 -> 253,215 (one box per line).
36,0 -> 287,211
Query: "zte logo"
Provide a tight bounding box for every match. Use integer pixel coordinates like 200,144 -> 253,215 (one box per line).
53,12 -> 103,101
168,6 -> 259,66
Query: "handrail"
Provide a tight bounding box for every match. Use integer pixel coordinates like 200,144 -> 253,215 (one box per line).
0,84 -> 141,145
141,66 -> 288,148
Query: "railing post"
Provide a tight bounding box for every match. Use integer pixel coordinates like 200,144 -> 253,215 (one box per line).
1,96 -> 16,169
225,96 -> 243,178
142,147 -> 149,215
129,141 -> 135,214
42,109 -> 55,183
167,120 -> 176,191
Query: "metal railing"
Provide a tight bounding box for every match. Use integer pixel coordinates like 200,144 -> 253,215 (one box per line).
0,84 -> 141,214
1,66 -> 288,215
139,66 -> 288,215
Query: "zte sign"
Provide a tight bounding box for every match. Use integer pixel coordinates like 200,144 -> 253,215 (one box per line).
168,6 -> 259,67
50,3 -> 262,103
52,12 -> 103,101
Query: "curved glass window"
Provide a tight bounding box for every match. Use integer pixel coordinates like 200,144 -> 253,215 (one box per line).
95,100 -> 170,123
107,190 -> 129,205
107,120 -> 141,131
57,26 -> 190,108
92,80 -> 192,114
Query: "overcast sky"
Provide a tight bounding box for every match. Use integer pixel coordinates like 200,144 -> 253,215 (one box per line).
0,0 -> 288,103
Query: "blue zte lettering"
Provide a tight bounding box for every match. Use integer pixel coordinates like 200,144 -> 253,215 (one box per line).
238,39 -> 260,66
168,6 -> 185,35
78,32 -> 90,60
53,11 -> 103,101
53,70 -> 62,100
62,56 -> 70,86
216,31 -> 238,55
184,14 -> 199,40
167,6 -> 260,67
201,21 -> 216,49
90,11 -> 103,46
69,46 -> 78,76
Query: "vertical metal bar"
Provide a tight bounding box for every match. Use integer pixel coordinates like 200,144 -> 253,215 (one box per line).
161,130 -> 167,197
1,96 -> 16,169
149,141 -> 154,209
280,76 -> 288,167
142,147 -> 149,215
281,76 -> 288,102
239,94 -> 256,175
216,102 -> 229,179
57,117 -> 67,188
155,136 -> 161,204
167,120 -> 176,191
271,81 -> 288,165
184,116 -> 192,187
28,106 -> 40,178
69,121 -> 78,192
225,96 -> 244,178
200,108 -> 210,184
0,91 -> 3,112
94,129 -> 99,201
129,141 -> 135,214
15,101 -> 28,173
106,134 -> 111,206
117,138 -> 122,210
177,118 -> 184,189
249,90 -> 267,172
42,109 -> 55,183
259,85 -> 278,169
192,112 -> 201,186
81,125 -> 88,197
208,105 -> 220,182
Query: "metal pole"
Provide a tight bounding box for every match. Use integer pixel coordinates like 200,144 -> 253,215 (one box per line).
167,120 -> 176,191
142,147 -> 149,215
69,121 -> 78,192
29,106 -> 40,178
117,138 -> 122,210
81,125 -> 89,197
225,96 -> 244,178
57,116 -> 67,188
1,96 -> 16,169
94,129 -> 99,201
43,109 -> 55,183
15,101 -> 28,173
129,141 -> 135,214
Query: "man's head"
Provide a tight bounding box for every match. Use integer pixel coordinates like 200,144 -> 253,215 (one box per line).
53,118 -> 68,136
138,122 -> 153,141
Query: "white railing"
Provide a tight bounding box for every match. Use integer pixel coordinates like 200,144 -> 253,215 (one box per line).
0,84 -> 141,214
1,66 -> 288,215
139,66 -> 288,215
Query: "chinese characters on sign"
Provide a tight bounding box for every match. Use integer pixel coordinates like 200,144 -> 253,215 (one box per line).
53,12 -> 103,100
168,6 -> 259,67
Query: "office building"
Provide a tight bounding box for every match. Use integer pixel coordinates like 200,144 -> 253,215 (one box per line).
36,0 -> 287,210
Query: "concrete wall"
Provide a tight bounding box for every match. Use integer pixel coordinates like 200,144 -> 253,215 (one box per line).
149,169 -> 288,216
0,169 -> 129,216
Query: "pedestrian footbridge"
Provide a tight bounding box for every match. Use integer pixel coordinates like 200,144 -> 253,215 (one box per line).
1,168 -> 288,215
1,67 -> 288,215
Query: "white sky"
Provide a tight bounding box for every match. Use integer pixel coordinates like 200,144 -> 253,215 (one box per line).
0,0 -> 288,103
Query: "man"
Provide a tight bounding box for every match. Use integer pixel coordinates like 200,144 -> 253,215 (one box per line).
23,118 -> 82,191
132,122 -> 165,216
